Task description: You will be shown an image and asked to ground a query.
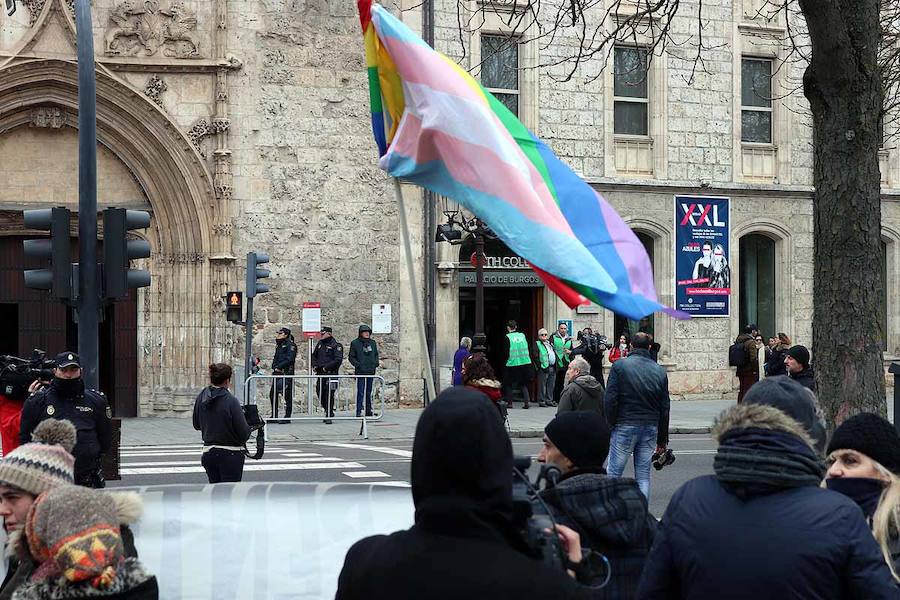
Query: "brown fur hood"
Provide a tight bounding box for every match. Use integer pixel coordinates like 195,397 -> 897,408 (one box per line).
712,403 -> 816,450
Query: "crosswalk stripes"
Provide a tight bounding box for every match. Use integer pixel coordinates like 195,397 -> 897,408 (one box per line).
116,443 -> 404,481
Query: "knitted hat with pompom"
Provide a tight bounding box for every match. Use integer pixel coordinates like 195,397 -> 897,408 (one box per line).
0,419 -> 76,496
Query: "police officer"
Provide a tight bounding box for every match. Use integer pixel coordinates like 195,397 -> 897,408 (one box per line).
19,352 -> 111,488
312,326 -> 343,424
269,327 -> 298,424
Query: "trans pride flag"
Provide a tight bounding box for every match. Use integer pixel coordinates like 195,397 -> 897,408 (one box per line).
359,1 -> 684,319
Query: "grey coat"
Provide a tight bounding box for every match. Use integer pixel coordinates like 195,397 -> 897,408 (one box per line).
557,375 -> 605,415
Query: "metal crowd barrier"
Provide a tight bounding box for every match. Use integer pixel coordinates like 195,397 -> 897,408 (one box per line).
244,373 -> 386,439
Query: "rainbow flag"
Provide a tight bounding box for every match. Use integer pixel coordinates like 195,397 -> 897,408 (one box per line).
359,1 -> 685,319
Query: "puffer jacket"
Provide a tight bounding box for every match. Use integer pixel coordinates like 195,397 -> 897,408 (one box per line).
636,403 -> 900,599
535,470 -> 656,599
558,375 -> 605,415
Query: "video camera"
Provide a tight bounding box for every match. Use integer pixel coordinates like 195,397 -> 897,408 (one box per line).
576,332 -> 608,356
511,456 -> 567,571
0,350 -> 55,401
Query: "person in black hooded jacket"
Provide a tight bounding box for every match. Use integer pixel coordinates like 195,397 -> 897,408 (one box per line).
636,393 -> 900,599
192,363 -> 251,484
335,387 -> 593,600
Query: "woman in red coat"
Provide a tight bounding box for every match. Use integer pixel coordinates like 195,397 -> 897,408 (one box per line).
462,354 -> 503,407
608,334 -> 629,363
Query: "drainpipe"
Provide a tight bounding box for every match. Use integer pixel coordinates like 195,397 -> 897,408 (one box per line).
423,0 -> 437,402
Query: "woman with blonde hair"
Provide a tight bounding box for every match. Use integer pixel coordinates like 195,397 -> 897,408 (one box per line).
825,413 -> 900,580
766,332 -> 792,377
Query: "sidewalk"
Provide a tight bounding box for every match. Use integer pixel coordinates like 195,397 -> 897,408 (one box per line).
122,398 -> 736,447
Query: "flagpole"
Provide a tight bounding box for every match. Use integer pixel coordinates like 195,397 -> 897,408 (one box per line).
393,178 -> 438,403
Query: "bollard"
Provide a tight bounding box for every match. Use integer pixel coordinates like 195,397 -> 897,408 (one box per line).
890,362 -> 900,433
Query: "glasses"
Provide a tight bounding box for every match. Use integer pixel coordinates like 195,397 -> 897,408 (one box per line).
540,333 -> 548,337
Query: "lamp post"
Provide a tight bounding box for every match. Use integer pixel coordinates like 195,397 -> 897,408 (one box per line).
435,207 -> 496,354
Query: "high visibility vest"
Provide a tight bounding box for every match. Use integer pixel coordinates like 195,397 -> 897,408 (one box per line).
535,341 -> 555,369
506,332 -> 531,367
552,333 -> 572,367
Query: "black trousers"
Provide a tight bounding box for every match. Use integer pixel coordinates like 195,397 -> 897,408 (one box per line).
269,376 -> 294,418
317,376 -> 335,417
201,448 -> 245,483
553,367 -> 567,404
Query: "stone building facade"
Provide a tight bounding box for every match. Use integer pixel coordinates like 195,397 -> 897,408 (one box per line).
0,0 -> 895,416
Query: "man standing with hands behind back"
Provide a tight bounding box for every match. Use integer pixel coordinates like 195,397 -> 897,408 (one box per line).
313,326 -> 343,424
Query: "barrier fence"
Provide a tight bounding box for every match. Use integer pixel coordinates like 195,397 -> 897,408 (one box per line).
244,373 -> 386,438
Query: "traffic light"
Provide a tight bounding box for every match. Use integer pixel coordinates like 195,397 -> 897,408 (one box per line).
246,252 -> 269,298
226,291 -> 243,322
103,207 -> 151,300
23,207 -> 72,299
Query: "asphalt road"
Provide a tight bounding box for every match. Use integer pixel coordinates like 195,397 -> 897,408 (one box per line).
109,433 -> 716,516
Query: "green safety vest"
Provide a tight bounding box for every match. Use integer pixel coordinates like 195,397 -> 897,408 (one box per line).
535,340 -> 554,369
552,333 -> 572,367
506,332 -> 531,367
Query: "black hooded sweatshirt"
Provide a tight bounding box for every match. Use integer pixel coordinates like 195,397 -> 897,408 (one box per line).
336,388 -> 592,600
192,386 -> 251,447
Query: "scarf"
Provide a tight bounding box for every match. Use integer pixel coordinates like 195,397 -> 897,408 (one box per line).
826,477 -> 887,518
714,427 -> 825,498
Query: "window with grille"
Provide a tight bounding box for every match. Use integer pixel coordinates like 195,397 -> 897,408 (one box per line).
614,47 -> 649,136
481,34 -> 520,117
741,58 -> 773,143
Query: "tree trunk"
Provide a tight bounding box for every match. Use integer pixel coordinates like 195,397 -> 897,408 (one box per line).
799,0 -> 886,427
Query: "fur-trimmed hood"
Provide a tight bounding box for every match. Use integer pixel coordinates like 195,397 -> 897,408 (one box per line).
713,403 -> 816,450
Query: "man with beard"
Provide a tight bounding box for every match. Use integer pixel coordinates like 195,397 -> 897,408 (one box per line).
336,388 -> 595,599
18,353 -> 111,489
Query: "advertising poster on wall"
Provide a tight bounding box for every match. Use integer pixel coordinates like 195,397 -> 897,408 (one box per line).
674,196 -> 731,317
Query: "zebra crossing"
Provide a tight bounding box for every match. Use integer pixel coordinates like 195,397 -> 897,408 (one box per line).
117,442 -> 408,483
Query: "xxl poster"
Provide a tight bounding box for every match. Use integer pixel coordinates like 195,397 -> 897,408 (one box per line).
674,196 -> 731,317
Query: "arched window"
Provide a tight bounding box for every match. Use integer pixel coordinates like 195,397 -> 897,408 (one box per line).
614,232 -> 655,340
739,234 -> 776,338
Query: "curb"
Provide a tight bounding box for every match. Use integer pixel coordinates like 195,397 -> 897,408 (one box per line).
508,426 -> 711,438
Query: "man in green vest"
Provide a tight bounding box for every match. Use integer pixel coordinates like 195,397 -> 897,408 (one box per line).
503,320 -> 532,409
534,328 -> 558,407
550,322 -> 573,405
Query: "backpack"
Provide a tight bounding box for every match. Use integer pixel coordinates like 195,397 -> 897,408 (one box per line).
728,341 -> 749,367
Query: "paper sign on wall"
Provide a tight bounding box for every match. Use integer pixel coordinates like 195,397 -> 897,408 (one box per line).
372,304 -> 391,334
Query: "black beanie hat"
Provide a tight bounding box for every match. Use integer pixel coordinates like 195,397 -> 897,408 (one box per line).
827,413 -> 900,475
544,412 -> 610,469
785,345 -> 810,369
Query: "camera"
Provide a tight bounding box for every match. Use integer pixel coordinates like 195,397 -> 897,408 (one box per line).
652,448 -> 676,470
511,456 -> 567,571
577,332 -> 609,356
0,350 -> 55,401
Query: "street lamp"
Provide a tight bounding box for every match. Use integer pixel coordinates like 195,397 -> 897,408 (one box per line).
435,204 -> 497,354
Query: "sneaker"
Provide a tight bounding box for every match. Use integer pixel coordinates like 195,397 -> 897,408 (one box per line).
324,419 -> 333,425
523,404 -> 530,409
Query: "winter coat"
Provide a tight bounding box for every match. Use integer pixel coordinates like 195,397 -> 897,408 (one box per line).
604,349 -> 670,446
535,470 -> 657,600
767,344 -> 789,377
608,347 -> 628,363
452,347 -> 471,386
0,395 -> 23,457
191,386 -> 250,447
733,333 -> 759,376
271,337 -> 297,375
10,560 -> 158,600
465,379 -> 502,403
636,403 -> 900,599
558,375 -> 605,415
790,367 -> 816,392
336,388 -> 592,600
312,336 -> 343,374
349,337 -> 379,375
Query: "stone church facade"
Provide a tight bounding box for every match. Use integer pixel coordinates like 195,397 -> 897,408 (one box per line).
0,0 -> 897,415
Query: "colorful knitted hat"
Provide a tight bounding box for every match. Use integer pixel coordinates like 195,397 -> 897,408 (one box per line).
0,419 -> 76,496
25,486 -> 125,589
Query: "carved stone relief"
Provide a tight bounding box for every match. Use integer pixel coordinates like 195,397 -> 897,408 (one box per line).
23,0 -> 46,26
144,74 -> 167,106
30,107 -> 67,128
104,0 -> 202,58
187,117 -> 210,157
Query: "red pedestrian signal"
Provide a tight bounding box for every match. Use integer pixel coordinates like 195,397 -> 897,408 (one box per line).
226,291 -> 243,323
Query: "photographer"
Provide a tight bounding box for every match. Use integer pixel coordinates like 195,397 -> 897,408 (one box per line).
536,412 -> 656,599
192,363 -> 251,483
572,328 -> 606,385
18,353 -> 110,489
336,388 -> 594,599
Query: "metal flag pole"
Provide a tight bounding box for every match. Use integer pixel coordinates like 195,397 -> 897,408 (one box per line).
393,178 -> 437,402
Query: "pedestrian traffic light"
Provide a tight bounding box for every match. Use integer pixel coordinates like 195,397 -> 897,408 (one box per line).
246,251 -> 270,298
226,291 -> 243,322
103,207 -> 151,300
23,207 -> 72,299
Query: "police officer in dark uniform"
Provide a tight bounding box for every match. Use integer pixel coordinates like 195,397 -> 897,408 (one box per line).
269,327 -> 298,424
312,326 -> 343,424
19,352 -> 111,488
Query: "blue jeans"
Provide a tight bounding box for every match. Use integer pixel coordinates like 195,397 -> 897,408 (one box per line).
607,424 -> 657,501
356,376 -> 374,416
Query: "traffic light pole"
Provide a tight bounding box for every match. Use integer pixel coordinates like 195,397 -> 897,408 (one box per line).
243,295 -> 254,401
75,0 -> 99,389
